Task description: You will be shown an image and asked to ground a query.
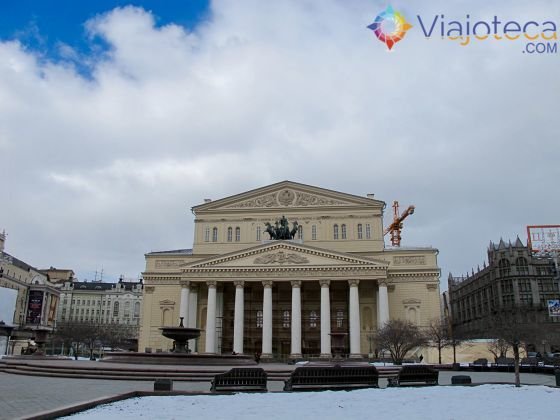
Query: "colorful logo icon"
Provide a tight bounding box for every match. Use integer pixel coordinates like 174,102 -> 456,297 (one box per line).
367,5 -> 413,50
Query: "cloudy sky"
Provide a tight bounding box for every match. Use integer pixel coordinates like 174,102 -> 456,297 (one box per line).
1,0 -> 558,286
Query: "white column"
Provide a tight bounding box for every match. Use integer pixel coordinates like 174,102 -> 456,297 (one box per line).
378,281 -> 390,328
290,280 -> 302,358
179,280 -> 190,326
205,281 -> 217,354
320,279 -> 331,358
233,281 -> 244,354
348,280 -> 361,357
261,280 -> 273,358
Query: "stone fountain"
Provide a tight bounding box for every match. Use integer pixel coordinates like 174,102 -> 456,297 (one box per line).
159,317 -> 201,353
101,318 -> 256,365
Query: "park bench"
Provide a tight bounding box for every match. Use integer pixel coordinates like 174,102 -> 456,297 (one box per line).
388,365 -> 438,387
283,364 -> 379,391
210,368 -> 268,392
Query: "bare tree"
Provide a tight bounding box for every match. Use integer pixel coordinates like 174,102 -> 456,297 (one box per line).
426,318 -> 452,364
54,322 -> 97,359
99,324 -> 137,351
488,308 -> 538,387
487,339 -> 510,363
376,320 -> 427,365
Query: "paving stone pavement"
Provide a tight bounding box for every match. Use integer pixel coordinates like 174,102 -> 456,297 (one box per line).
0,369 -> 555,419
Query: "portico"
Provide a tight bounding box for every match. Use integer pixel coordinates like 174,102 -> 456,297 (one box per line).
175,241 -> 389,357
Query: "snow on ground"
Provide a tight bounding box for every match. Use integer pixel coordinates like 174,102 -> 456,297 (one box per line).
68,385 -> 559,420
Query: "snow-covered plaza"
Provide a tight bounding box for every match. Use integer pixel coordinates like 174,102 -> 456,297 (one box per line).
68,384 -> 559,420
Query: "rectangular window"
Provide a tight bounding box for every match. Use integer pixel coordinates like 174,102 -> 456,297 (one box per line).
204,227 -> 210,242
309,311 -> 318,328
212,227 -> 218,242
283,310 -> 290,328
357,224 -> 363,239
235,227 -> 240,242
312,225 -> 317,240
366,224 -> 371,239
256,226 -> 261,241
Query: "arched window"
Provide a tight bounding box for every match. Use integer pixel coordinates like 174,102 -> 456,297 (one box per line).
311,225 -> 317,240
407,307 -> 418,325
333,224 -> 339,240
283,310 -> 291,328
366,224 -> 371,239
336,309 -> 344,328
235,227 -> 241,242
227,227 -> 233,242
298,225 -> 303,240
256,226 -> 261,241
113,301 -> 119,317
204,227 -> 210,242
341,224 -> 347,239
309,311 -> 318,328
498,259 -> 511,277
162,309 -> 171,326
357,224 -> 363,239
516,257 -> 528,275
256,310 -> 263,328
212,227 -> 218,242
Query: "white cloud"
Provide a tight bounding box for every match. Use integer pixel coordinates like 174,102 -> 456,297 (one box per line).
1,1 -> 559,283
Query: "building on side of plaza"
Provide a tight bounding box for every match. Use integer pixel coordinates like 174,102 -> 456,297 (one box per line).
56,276 -> 144,345
448,238 -> 560,352
0,231 -> 60,354
139,181 -> 441,358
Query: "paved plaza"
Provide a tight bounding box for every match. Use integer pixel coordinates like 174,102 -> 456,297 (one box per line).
0,365 -> 556,419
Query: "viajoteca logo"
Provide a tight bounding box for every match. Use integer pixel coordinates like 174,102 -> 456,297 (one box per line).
367,5 -> 413,51
368,5 -> 558,55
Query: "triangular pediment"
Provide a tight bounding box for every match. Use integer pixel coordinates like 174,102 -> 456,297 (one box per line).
192,181 -> 384,212
183,241 -> 388,270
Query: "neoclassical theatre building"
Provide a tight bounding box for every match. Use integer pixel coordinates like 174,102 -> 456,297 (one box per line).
139,181 -> 441,358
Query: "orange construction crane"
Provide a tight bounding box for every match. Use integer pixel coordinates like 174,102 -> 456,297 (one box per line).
383,200 -> 415,247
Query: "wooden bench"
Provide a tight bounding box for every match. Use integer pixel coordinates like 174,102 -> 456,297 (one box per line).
283,364 -> 379,391
388,365 -> 438,387
210,368 -> 267,392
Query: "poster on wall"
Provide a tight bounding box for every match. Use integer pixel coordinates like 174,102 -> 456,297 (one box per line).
548,300 -> 560,317
48,295 -> 58,325
26,290 -> 44,324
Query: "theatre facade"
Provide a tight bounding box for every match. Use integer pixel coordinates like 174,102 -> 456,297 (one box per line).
139,181 -> 441,358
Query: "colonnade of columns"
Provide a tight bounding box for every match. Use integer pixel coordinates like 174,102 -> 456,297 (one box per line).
179,278 -> 391,357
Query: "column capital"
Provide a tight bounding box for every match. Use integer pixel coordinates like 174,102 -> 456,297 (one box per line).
319,279 -> 330,288
262,280 -> 274,288
189,283 -> 199,293
378,280 -> 388,287
348,279 -> 360,287
207,280 -> 217,288
291,280 -> 302,288
145,286 -> 155,294
180,279 -> 190,288
234,280 -> 245,288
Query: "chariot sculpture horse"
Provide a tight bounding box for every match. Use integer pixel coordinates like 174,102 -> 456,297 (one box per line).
264,217 -> 299,240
